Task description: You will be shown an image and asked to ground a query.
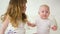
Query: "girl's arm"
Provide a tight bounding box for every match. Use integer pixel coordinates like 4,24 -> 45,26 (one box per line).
0,15 -> 9,34
27,20 -> 36,27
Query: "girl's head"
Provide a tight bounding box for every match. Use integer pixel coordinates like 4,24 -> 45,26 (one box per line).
2,0 -> 27,27
38,4 -> 50,19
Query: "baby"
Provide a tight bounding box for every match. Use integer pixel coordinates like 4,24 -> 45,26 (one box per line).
28,4 -> 57,34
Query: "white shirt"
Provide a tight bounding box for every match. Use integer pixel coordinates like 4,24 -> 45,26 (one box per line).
31,15 -> 57,34
5,22 -> 25,34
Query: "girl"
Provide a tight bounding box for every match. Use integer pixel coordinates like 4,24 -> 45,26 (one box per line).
0,0 -> 27,34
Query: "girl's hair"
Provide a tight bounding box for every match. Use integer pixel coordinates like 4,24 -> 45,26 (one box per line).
22,13 -> 27,22
1,0 -> 27,27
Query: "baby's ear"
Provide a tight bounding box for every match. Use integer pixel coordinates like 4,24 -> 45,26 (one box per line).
38,11 -> 40,14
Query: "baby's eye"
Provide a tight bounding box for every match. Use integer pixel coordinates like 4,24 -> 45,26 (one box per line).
46,11 -> 49,13
41,11 -> 44,13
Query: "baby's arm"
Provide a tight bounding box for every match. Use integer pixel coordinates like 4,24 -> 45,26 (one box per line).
0,15 -> 9,34
50,18 -> 57,31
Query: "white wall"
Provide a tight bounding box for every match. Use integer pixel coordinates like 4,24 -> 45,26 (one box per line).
0,0 -> 60,34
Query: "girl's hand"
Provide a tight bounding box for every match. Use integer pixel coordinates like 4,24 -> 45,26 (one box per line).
27,22 -> 36,27
27,21 -> 36,27
33,33 -> 37,34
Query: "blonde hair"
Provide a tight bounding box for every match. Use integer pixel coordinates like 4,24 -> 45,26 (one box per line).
40,4 -> 50,10
1,0 -> 27,27
38,4 -> 50,13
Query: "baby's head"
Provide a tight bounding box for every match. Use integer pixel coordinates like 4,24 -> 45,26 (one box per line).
38,4 -> 50,19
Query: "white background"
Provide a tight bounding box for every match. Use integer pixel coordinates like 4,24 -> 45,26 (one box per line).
0,0 -> 60,34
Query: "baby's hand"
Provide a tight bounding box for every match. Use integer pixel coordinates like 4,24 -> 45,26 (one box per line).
51,25 -> 57,31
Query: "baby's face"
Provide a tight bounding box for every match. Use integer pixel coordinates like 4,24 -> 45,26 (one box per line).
38,6 -> 50,19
